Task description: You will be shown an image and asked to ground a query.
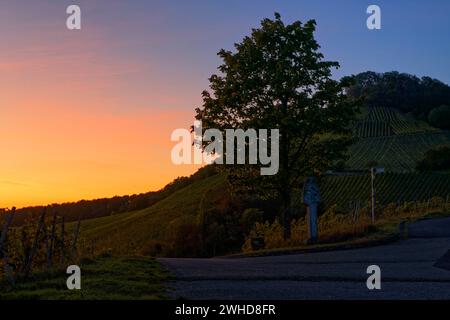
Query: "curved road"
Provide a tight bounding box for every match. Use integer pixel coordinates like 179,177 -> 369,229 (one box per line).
159,217 -> 450,299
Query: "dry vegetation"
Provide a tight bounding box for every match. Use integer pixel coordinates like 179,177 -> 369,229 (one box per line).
242,196 -> 450,252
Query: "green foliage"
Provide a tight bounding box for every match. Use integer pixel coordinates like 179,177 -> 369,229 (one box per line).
428,105 -> 450,130
416,146 -> 450,172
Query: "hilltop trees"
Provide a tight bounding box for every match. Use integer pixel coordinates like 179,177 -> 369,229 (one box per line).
346,71 -> 450,118
195,13 -> 360,239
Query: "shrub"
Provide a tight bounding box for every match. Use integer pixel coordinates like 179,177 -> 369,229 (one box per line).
240,208 -> 264,233
428,105 -> 450,129
164,221 -> 202,257
416,146 -> 450,171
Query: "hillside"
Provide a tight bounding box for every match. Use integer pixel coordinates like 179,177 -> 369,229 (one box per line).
77,173 -> 226,256
346,107 -> 450,171
3,165 -> 218,226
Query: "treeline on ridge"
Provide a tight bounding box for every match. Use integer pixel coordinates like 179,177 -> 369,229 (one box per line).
346,71 -> 450,127
1,166 -> 218,226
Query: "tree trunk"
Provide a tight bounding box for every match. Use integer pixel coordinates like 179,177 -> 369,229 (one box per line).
279,99 -> 292,240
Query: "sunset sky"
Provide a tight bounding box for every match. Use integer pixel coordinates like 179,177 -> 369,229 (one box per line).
1,0 -> 449,208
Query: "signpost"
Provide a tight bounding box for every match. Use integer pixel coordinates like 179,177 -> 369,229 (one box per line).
302,177 -> 321,244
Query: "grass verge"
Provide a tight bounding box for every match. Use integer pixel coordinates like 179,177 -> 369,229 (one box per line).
0,255 -> 171,300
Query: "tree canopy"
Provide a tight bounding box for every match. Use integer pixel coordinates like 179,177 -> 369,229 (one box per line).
195,13 -> 360,239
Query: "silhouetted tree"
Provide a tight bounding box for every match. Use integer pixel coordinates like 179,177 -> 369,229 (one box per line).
195,13 -> 360,239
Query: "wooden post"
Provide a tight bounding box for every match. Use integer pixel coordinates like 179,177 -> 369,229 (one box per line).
0,207 -> 15,252
47,212 -> 57,267
0,207 -> 16,285
91,239 -> 96,256
60,216 -> 65,264
71,217 -> 81,260
355,201 -> 360,223
43,224 -> 51,267
24,208 -> 46,277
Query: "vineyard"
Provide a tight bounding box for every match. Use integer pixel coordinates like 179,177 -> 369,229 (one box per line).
355,107 -> 438,138
347,131 -> 450,171
319,172 -> 450,211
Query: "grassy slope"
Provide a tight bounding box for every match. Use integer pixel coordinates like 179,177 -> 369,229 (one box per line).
0,256 -> 169,300
77,174 -> 225,255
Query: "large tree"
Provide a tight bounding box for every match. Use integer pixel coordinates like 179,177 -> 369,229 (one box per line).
195,14 -> 360,239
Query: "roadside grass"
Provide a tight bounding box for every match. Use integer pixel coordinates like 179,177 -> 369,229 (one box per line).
0,255 -> 171,300
225,231 -> 399,258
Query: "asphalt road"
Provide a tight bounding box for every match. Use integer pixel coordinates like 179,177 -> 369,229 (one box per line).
159,217 -> 450,299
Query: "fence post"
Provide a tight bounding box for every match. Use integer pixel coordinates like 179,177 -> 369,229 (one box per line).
60,216 -> 65,264
24,208 -> 46,278
71,217 -> 81,260
0,207 -> 16,285
47,212 -> 57,267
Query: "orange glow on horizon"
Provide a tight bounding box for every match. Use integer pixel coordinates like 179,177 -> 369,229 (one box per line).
0,11 -> 205,208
